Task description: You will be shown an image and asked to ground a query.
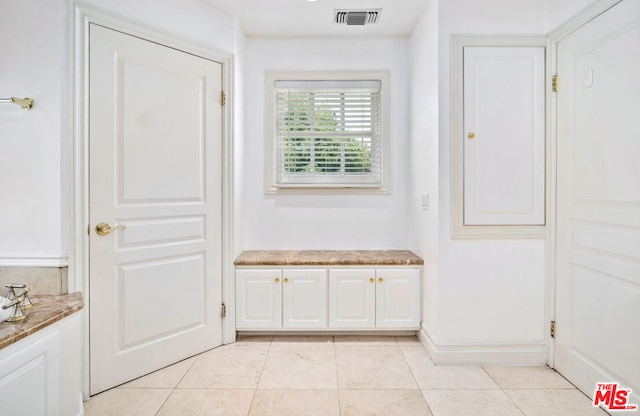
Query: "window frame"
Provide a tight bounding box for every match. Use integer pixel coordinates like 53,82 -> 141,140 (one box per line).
265,71 -> 390,194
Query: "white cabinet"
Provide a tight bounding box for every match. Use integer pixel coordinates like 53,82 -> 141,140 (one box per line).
329,269 -> 420,329
375,269 -> 421,328
236,269 -> 282,329
236,269 -> 327,329
282,270 -> 327,328
329,269 -> 376,328
0,331 -> 59,416
236,267 -> 421,331
0,313 -> 82,416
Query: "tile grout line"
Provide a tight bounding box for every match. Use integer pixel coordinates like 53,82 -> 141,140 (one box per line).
245,337 -> 274,416
154,351 -> 204,415
175,355 -> 200,389
332,336 -> 343,415
153,389 -> 175,416
396,336 -> 436,415
479,366 -> 528,416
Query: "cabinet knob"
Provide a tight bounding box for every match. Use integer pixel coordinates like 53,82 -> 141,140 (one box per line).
468,132 -> 476,139
379,278 -> 384,283
369,278 -> 374,283
275,278 -> 280,283
284,278 -> 289,283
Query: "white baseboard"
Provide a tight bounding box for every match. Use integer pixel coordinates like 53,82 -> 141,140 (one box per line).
78,392 -> 85,416
237,330 -> 416,336
418,324 -> 547,365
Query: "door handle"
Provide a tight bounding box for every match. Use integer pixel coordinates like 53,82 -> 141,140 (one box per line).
95,223 -> 126,236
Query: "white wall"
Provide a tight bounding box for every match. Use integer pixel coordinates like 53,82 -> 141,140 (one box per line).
233,21 -> 247,257
435,0 -> 549,361
0,0 -> 67,265
240,37 -> 411,250
82,0 -> 237,54
548,0 -> 600,30
408,0 -> 594,363
2,0 -> 599,367
409,0 -> 439,333
0,0 -> 241,267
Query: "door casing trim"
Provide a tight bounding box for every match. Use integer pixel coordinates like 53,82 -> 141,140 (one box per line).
70,1 -> 235,398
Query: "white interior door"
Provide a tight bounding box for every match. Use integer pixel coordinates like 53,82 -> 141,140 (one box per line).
555,0 -> 640,409
89,24 -> 223,394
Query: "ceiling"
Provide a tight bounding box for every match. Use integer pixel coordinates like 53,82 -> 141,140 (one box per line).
202,0 -> 429,37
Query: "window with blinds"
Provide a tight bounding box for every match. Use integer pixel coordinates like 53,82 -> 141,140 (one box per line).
273,79 -> 384,188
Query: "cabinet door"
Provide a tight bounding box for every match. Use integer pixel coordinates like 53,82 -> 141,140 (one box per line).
463,46 -> 545,226
236,269 -> 282,329
282,269 -> 327,328
329,269 -> 376,328
0,331 -> 59,416
375,269 -> 420,328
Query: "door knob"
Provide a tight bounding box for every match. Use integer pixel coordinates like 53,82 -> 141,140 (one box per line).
468,132 -> 476,139
95,223 -> 126,236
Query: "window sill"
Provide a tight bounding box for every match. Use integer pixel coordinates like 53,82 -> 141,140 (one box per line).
265,183 -> 390,195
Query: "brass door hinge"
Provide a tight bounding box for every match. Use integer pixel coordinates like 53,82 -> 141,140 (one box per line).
550,321 -> 556,338
552,75 -> 558,92
220,91 -> 226,106
221,303 -> 227,319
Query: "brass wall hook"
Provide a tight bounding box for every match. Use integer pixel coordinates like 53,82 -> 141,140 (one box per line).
0,97 -> 35,110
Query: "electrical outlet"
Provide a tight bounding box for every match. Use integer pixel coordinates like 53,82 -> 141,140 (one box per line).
421,193 -> 429,211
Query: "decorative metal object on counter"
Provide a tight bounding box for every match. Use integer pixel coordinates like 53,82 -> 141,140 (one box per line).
2,284 -> 34,322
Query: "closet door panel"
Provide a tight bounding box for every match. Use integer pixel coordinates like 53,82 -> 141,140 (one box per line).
463,46 -> 545,226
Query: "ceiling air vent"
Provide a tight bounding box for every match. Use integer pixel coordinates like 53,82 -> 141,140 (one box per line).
334,9 -> 381,26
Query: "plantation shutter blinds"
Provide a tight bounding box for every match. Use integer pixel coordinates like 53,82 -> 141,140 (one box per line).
275,80 -> 382,187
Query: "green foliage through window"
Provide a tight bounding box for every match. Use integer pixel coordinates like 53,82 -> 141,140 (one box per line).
277,89 -> 379,181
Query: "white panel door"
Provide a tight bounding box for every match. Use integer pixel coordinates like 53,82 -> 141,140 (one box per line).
282,269 -> 328,329
89,25 -> 223,394
556,0 -> 640,409
464,46 -> 545,225
235,269 -> 282,329
329,269 -> 375,328
376,269 -> 420,329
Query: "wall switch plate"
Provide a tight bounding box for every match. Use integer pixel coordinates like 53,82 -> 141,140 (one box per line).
421,193 -> 429,210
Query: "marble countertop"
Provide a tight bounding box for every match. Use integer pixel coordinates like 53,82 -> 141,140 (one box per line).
0,292 -> 84,350
234,250 -> 424,266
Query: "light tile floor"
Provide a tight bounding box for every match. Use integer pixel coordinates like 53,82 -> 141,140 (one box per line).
83,336 -> 608,416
